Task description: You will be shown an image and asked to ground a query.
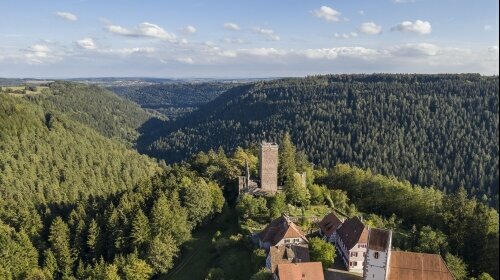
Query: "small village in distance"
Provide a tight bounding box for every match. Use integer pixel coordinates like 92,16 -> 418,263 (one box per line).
238,142 -> 455,280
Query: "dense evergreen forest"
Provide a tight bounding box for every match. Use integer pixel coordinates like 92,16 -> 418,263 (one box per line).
26,82 -> 152,144
0,88 -> 226,279
141,74 -> 499,205
0,79 -> 498,279
111,83 -> 238,118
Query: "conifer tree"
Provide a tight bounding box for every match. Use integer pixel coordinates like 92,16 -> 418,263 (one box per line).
278,132 -> 296,185
131,209 -> 151,251
147,233 -> 178,274
48,217 -> 74,278
122,253 -> 153,280
86,219 -> 102,262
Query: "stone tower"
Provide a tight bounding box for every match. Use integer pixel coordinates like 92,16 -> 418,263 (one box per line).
259,142 -> 279,192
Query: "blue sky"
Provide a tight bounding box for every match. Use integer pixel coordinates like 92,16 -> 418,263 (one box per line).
0,0 -> 498,78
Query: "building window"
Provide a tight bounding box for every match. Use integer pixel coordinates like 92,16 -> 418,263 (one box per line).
294,238 -> 300,243
284,239 -> 290,244
354,261 -> 357,266
349,262 -> 352,267
374,252 -> 379,259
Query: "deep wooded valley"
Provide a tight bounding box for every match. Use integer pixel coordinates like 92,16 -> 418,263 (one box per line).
0,75 -> 498,280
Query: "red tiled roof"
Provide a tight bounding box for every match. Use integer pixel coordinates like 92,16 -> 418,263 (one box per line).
336,217 -> 368,250
318,212 -> 343,236
259,215 -> 307,245
388,251 -> 454,280
269,244 -> 310,274
277,262 -> 325,280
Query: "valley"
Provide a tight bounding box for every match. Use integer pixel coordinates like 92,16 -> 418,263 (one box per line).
0,75 -> 498,280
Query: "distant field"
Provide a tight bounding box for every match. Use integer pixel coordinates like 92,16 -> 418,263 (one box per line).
0,85 -> 48,96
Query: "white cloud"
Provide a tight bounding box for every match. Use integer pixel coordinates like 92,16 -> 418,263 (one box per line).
484,25 -> 493,31
359,10 -> 365,15
224,22 -> 241,31
252,27 -> 280,41
391,43 -> 440,56
334,32 -> 357,39
105,25 -> 132,35
312,6 -> 342,22
238,48 -> 287,57
391,20 -> 432,34
55,12 -> 77,21
335,33 -> 348,40
24,44 -> 59,64
300,47 -> 382,60
98,47 -> 156,56
222,38 -> 247,44
177,57 -> 194,64
4,41 -> 498,76
359,22 -> 382,35
105,22 -> 176,41
182,25 -> 197,34
76,38 -> 96,50
137,23 -> 176,40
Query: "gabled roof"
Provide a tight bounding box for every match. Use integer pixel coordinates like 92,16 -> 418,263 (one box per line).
368,228 -> 392,252
336,217 -> 368,250
318,212 -> 343,236
269,244 -> 310,274
277,262 -> 325,280
259,215 -> 307,245
388,251 -> 454,280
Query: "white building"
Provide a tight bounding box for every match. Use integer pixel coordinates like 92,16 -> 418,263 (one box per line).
363,228 -> 392,280
363,228 -> 454,280
335,217 -> 369,273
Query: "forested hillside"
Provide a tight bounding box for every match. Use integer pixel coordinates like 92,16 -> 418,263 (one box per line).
0,94 -> 159,208
111,83 -> 237,118
143,74 -> 499,204
0,92 -> 227,279
26,82 -> 151,144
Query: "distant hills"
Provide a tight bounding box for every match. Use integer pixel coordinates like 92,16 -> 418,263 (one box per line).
111,83 -> 240,118
140,74 -> 499,203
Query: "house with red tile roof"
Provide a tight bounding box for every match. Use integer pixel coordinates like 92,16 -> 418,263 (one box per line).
276,262 -> 325,280
335,216 -> 369,273
266,244 -> 310,275
258,214 -> 308,250
318,212 -> 344,243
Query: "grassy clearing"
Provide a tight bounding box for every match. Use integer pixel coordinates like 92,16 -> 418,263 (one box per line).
1,85 -> 48,96
162,208 -> 254,280
287,204 -> 333,220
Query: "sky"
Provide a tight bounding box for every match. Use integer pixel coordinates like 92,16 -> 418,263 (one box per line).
0,0 -> 498,78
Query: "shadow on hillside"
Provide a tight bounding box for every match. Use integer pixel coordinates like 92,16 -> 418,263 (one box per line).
135,117 -> 169,153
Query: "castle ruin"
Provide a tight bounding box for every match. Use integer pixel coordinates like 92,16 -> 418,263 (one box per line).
259,142 -> 279,192
239,141 -> 279,196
